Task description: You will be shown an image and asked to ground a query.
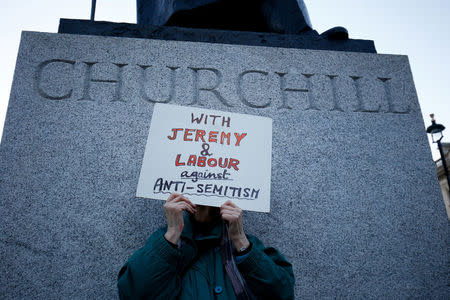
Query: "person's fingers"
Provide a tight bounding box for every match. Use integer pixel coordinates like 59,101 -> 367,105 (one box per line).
220,211 -> 239,219
170,196 -> 188,206
167,193 -> 181,202
221,201 -> 241,213
221,213 -> 233,220
182,197 -> 196,208
165,203 -> 195,216
221,205 -> 241,212
221,200 -> 232,207
167,195 -> 192,208
182,202 -> 196,214
221,213 -> 240,222
172,195 -> 187,203
178,197 -> 196,211
171,201 -> 195,214
220,206 -> 241,215
172,195 -> 196,208
222,200 -> 239,208
221,212 -> 236,218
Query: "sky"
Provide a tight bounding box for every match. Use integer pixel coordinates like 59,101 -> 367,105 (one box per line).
0,0 -> 449,160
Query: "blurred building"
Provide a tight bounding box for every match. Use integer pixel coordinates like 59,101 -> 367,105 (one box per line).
434,143 -> 450,219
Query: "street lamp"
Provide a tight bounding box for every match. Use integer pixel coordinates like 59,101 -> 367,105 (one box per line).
426,114 -> 450,191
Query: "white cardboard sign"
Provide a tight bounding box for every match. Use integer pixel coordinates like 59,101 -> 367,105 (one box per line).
136,104 -> 272,212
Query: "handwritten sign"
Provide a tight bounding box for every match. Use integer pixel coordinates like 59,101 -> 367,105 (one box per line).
136,104 -> 272,212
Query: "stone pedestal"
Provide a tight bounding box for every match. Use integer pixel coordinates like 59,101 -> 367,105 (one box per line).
0,31 -> 448,298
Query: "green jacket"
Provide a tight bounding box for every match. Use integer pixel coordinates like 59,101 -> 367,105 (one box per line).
117,215 -> 294,299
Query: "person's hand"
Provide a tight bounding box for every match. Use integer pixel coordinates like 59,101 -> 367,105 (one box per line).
163,193 -> 196,245
220,200 -> 250,251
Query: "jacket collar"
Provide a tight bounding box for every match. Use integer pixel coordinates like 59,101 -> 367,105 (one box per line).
181,213 -> 223,242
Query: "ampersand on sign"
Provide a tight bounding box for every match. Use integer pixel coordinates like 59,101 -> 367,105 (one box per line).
200,143 -> 213,156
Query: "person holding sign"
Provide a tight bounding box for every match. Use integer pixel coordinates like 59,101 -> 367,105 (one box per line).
117,193 -> 295,300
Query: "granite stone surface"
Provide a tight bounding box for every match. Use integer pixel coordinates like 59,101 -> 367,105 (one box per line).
0,31 -> 448,299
